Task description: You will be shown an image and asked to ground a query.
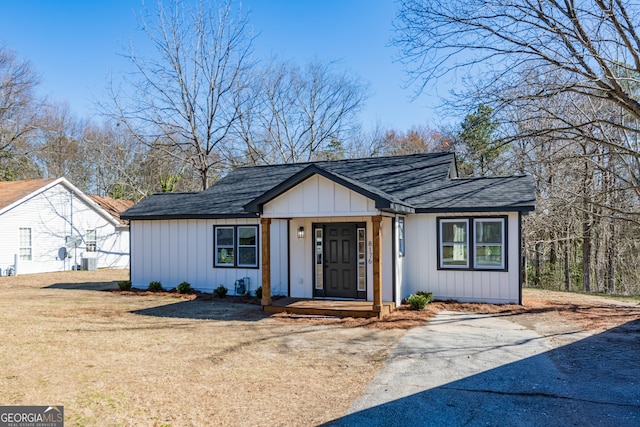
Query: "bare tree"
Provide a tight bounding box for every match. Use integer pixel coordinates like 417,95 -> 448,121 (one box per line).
394,1 -> 640,158
0,45 -> 41,180
233,59 -> 369,165
106,0 -> 255,190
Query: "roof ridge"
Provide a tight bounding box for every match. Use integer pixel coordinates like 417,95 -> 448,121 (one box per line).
231,151 -> 452,172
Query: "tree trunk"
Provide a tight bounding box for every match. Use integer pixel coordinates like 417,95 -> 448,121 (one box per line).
582,216 -> 591,292
564,229 -> 571,291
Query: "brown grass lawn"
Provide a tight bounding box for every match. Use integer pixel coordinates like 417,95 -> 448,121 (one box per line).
1,270 -> 638,426
0,270 -> 405,427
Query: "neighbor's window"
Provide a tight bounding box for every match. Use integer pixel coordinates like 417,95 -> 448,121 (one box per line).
398,217 -> 405,257
439,219 -> 468,268
214,225 -> 259,268
86,229 -> 97,252
237,226 -> 258,267
474,218 -> 505,269
215,226 -> 235,267
19,227 -> 32,261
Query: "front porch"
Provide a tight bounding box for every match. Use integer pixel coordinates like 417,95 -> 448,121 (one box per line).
264,298 -> 396,318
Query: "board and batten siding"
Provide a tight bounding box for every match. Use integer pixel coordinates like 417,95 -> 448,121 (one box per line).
403,212 -> 520,304
262,174 -> 377,218
129,218 -> 288,295
0,182 -> 129,275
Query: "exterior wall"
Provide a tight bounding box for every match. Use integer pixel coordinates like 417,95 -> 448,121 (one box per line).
0,183 -> 129,275
262,175 -> 377,218
129,218 -> 288,295
403,212 -> 520,304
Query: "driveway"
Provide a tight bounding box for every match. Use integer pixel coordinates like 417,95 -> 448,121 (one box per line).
325,311 -> 640,427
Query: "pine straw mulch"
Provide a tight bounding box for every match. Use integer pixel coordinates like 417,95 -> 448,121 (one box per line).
271,289 -> 640,332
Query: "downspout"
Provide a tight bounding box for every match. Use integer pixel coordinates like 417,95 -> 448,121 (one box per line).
287,219 -> 291,297
518,212 -> 523,305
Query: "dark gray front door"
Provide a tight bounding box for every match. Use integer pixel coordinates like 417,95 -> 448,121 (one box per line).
324,223 -> 357,298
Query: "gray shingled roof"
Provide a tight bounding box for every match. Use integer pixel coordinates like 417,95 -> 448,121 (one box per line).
121,152 -> 535,220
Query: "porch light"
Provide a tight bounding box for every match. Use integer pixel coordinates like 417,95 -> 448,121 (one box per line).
297,226 -> 305,239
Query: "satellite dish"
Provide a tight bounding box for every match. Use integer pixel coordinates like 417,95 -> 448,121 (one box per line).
65,235 -> 81,248
58,247 -> 68,259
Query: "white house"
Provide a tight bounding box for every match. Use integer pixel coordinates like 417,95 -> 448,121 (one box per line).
0,177 -> 131,275
122,153 -> 535,316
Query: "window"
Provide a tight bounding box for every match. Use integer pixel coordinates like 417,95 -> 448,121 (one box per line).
214,225 -> 258,268
237,226 -> 257,267
474,219 -> 504,269
357,227 -> 366,291
398,217 -> 405,257
439,219 -> 468,268
19,227 -> 32,261
86,229 -> 97,252
315,228 -> 323,290
438,217 -> 507,271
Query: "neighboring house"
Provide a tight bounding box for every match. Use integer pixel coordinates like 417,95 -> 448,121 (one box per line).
0,177 -> 131,275
121,152 -> 535,309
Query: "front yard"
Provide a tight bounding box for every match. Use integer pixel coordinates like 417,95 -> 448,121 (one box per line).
1,270 -> 637,426
0,270 -> 405,426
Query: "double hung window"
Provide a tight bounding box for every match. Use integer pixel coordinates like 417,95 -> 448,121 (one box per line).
214,225 -> 258,268
438,217 -> 506,270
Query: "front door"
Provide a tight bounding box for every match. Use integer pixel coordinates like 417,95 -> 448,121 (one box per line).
313,223 -> 365,299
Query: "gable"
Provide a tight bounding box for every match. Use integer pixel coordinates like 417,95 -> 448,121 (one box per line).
263,174 -> 377,217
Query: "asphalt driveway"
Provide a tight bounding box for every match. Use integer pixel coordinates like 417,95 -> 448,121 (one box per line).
325,311 -> 640,427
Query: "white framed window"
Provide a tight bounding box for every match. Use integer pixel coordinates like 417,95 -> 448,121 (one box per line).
439,219 -> 468,268
315,228 -> 323,290
19,227 -> 32,261
474,218 -> 505,269
237,226 -> 258,267
357,227 -> 366,291
398,217 -> 405,257
86,229 -> 97,252
214,226 -> 235,267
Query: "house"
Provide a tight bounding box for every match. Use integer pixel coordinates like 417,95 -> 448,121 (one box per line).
121,152 -> 535,315
0,177 -> 131,275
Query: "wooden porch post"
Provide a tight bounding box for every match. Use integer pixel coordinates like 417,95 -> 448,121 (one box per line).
372,215 -> 382,314
261,217 -> 272,306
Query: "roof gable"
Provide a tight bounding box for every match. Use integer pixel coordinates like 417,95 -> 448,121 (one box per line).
244,164 -> 415,214
0,177 -> 126,226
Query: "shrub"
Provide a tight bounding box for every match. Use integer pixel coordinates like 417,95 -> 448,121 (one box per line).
407,294 -> 428,311
214,284 -> 228,298
254,286 -> 262,299
416,291 -> 433,304
176,281 -> 192,294
148,281 -> 164,292
117,280 -> 132,291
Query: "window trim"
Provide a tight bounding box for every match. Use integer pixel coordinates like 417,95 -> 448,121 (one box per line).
19,227 -> 32,261
86,229 -> 97,252
213,225 -> 259,269
438,218 -> 469,269
437,216 -> 508,272
473,218 -> 505,270
398,217 -> 405,257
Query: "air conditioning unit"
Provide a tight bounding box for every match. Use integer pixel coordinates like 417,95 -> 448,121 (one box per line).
81,257 -> 97,271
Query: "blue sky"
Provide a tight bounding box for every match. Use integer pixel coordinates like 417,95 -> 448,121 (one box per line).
0,0 -> 452,131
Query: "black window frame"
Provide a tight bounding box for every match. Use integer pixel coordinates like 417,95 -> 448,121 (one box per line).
436,216 -> 508,272
213,225 -> 259,269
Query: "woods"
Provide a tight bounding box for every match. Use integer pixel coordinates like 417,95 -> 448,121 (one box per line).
1,0 -> 639,295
